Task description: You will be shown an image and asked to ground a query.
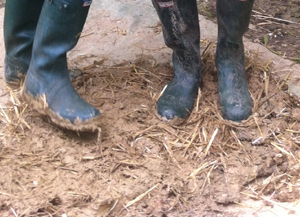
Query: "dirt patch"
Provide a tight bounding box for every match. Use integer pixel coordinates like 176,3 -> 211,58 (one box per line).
197,0 -> 300,62
1,41 -> 300,216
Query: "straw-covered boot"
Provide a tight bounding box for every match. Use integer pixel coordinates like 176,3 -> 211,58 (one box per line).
216,0 -> 254,121
152,0 -> 202,125
22,0 -> 100,131
4,0 -> 44,85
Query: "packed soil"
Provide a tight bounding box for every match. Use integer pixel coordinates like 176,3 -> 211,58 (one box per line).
1,40 -> 300,217
197,0 -> 300,62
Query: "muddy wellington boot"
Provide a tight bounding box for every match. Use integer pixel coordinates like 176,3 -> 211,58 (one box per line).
216,0 -> 254,121
4,0 -> 44,85
22,0 -> 100,131
152,0 -> 201,125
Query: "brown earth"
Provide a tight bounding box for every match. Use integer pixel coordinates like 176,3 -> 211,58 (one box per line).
197,0 -> 300,62
1,41 -> 300,216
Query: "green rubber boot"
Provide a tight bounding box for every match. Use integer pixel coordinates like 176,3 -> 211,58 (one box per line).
4,0 -> 44,85
22,0 -> 100,131
152,0 -> 202,125
216,0 -> 254,122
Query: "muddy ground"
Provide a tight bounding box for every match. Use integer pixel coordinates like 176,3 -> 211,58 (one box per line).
1,42 -> 300,216
1,1 -> 300,217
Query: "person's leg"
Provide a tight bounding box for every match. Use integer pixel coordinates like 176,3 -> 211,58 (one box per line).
152,0 -> 201,125
4,0 -> 44,84
216,0 -> 254,121
22,0 -> 100,131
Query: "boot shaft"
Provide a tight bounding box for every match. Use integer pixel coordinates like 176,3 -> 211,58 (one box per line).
29,0 -> 90,77
217,0 -> 254,43
152,0 -> 200,51
4,0 -> 44,63
152,0 -> 201,76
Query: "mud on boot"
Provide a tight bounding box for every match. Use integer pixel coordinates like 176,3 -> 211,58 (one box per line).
22,0 -> 100,131
152,0 -> 202,125
216,0 -> 254,122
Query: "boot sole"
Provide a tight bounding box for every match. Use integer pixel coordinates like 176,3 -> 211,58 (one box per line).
156,110 -> 189,126
158,116 -> 186,126
21,85 -> 101,132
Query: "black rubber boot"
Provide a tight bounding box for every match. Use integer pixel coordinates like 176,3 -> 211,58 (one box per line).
22,0 -> 100,131
152,0 -> 201,125
216,0 -> 254,122
4,0 -> 44,85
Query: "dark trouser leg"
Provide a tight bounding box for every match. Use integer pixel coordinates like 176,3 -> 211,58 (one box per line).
216,0 -> 254,121
4,0 -> 44,84
152,0 -> 202,124
22,0 -> 100,131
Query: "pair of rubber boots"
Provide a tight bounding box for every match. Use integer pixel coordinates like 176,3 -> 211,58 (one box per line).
4,0 -> 253,131
153,0 -> 254,124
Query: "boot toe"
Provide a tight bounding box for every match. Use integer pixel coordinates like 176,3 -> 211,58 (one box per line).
49,86 -> 101,124
222,104 -> 252,122
56,104 -> 100,124
158,106 -> 186,120
157,95 -> 193,123
219,87 -> 252,122
157,77 -> 199,124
